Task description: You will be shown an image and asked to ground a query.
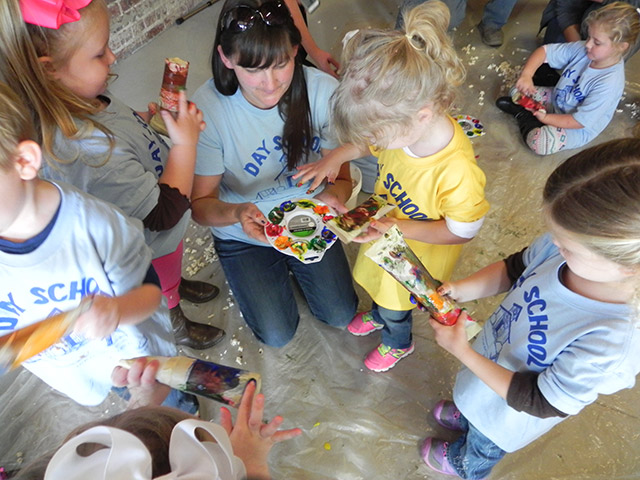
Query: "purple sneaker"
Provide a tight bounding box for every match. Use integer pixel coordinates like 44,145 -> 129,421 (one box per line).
421,437 -> 459,477
433,400 -> 465,432
348,311 -> 383,336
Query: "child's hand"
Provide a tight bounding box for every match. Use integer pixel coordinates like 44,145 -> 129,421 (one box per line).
238,203 -> 268,243
351,218 -> 395,243
73,295 -> 120,339
429,311 -> 471,359
533,109 -> 548,122
111,357 -> 171,408
220,380 -> 302,480
313,190 -> 349,215
515,74 -> 536,97
437,281 -> 459,301
293,155 -> 343,195
162,91 -> 205,147
136,102 -> 158,123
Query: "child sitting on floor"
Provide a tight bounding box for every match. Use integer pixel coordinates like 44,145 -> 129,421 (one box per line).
496,2 -> 640,155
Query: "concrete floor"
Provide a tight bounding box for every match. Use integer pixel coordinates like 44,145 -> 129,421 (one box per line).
2,0 -> 640,478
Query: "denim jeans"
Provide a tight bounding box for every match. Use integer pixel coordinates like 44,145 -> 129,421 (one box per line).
214,237 -> 358,347
370,303 -> 413,349
396,0 -> 517,30
112,387 -> 199,415
447,411 -> 507,480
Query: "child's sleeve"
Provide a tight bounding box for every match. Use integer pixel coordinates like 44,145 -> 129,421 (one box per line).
544,41 -> 584,70
506,371 -> 569,418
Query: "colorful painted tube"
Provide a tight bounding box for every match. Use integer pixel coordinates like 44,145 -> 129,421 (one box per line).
365,225 -> 465,326
118,356 -> 261,407
149,57 -> 189,136
0,299 -> 92,375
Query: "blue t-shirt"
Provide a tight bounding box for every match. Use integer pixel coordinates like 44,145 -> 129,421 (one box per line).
453,234 -> 640,452
546,41 -> 625,148
193,67 -> 339,245
0,182 -> 176,405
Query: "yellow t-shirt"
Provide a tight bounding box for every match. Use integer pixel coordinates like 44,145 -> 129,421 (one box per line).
352,116 -> 490,310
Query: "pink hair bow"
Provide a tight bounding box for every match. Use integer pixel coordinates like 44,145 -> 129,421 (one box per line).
19,0 -> 93,29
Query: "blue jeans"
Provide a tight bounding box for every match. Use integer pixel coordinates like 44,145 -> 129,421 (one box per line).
112,387 -> 199,415
447,411 -> 506,480
370,303 -> 413,349
214,237 -> 358,347
396,0 -> 517,30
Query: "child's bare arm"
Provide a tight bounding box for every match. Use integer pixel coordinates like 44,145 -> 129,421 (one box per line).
516,46 -> 548,96
73,284 -> 162,339
532,110 -> 584,129
438,260 -> 512,303
292,143 -> 368,193
430,313 -> 514,399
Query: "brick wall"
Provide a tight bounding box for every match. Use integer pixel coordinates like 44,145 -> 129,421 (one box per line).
107,0 -> 203,58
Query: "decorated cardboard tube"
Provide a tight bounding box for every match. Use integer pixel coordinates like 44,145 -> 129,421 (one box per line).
0,298 -> 93,375
118,356 -> 261,407
365,225 -> 471,326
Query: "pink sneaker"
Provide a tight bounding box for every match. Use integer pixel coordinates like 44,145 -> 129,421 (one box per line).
348,311 -> 383,336
363,342 -> 414,372
420,437 -> 459,477
433,400 -> 465,432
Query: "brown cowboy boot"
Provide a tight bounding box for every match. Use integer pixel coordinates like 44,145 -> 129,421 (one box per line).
169,304 -> 225,349
178,278 -> 220,304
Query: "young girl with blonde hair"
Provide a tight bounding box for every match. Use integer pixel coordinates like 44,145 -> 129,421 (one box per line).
424,138 -> 640,478
496,1 -> 640,155
0,0 -> 225,350
295,1 -> 489,372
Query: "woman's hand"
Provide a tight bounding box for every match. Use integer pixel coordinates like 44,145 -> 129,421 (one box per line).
429,311 -> 472,360
162,91 -> 205,147
293,157 -> 342,194
111,357 -> 171,409
308,46 -> 340,79
220,380 -> 302,480
237,203 -> 268,243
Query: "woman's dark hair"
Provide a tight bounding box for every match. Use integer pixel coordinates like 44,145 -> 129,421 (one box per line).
212,0 -> 312,170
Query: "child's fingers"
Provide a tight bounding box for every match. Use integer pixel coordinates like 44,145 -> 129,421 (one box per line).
139,359 -> 160,386
247,392 -> 266,432
111,366 -> 129,387
259,415 -> 284,438
219,407 -> 233,435
272,427 -> 303,443
236,380 -> 257,425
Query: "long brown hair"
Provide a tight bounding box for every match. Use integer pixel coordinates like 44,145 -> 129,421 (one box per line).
212,0 -> 311,170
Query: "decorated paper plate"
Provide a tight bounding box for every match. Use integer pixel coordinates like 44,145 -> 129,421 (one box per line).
454,114 -> 485,138
265,199 -> 337,264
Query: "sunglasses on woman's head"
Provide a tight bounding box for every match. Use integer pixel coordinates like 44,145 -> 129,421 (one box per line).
221,1 -> 290,33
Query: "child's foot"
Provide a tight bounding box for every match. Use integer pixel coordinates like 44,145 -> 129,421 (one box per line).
421,437 -> 459,477
433,400 -> 465,432
364,342 -> 414,372
495,96 -> 526,116
348,311 -> 383,336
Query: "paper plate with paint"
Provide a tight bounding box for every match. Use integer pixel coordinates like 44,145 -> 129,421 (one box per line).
454,114 -> 485,138
265,199 -> 337,263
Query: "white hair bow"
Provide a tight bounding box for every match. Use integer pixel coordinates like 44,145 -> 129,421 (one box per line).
44,419 -> 246,480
